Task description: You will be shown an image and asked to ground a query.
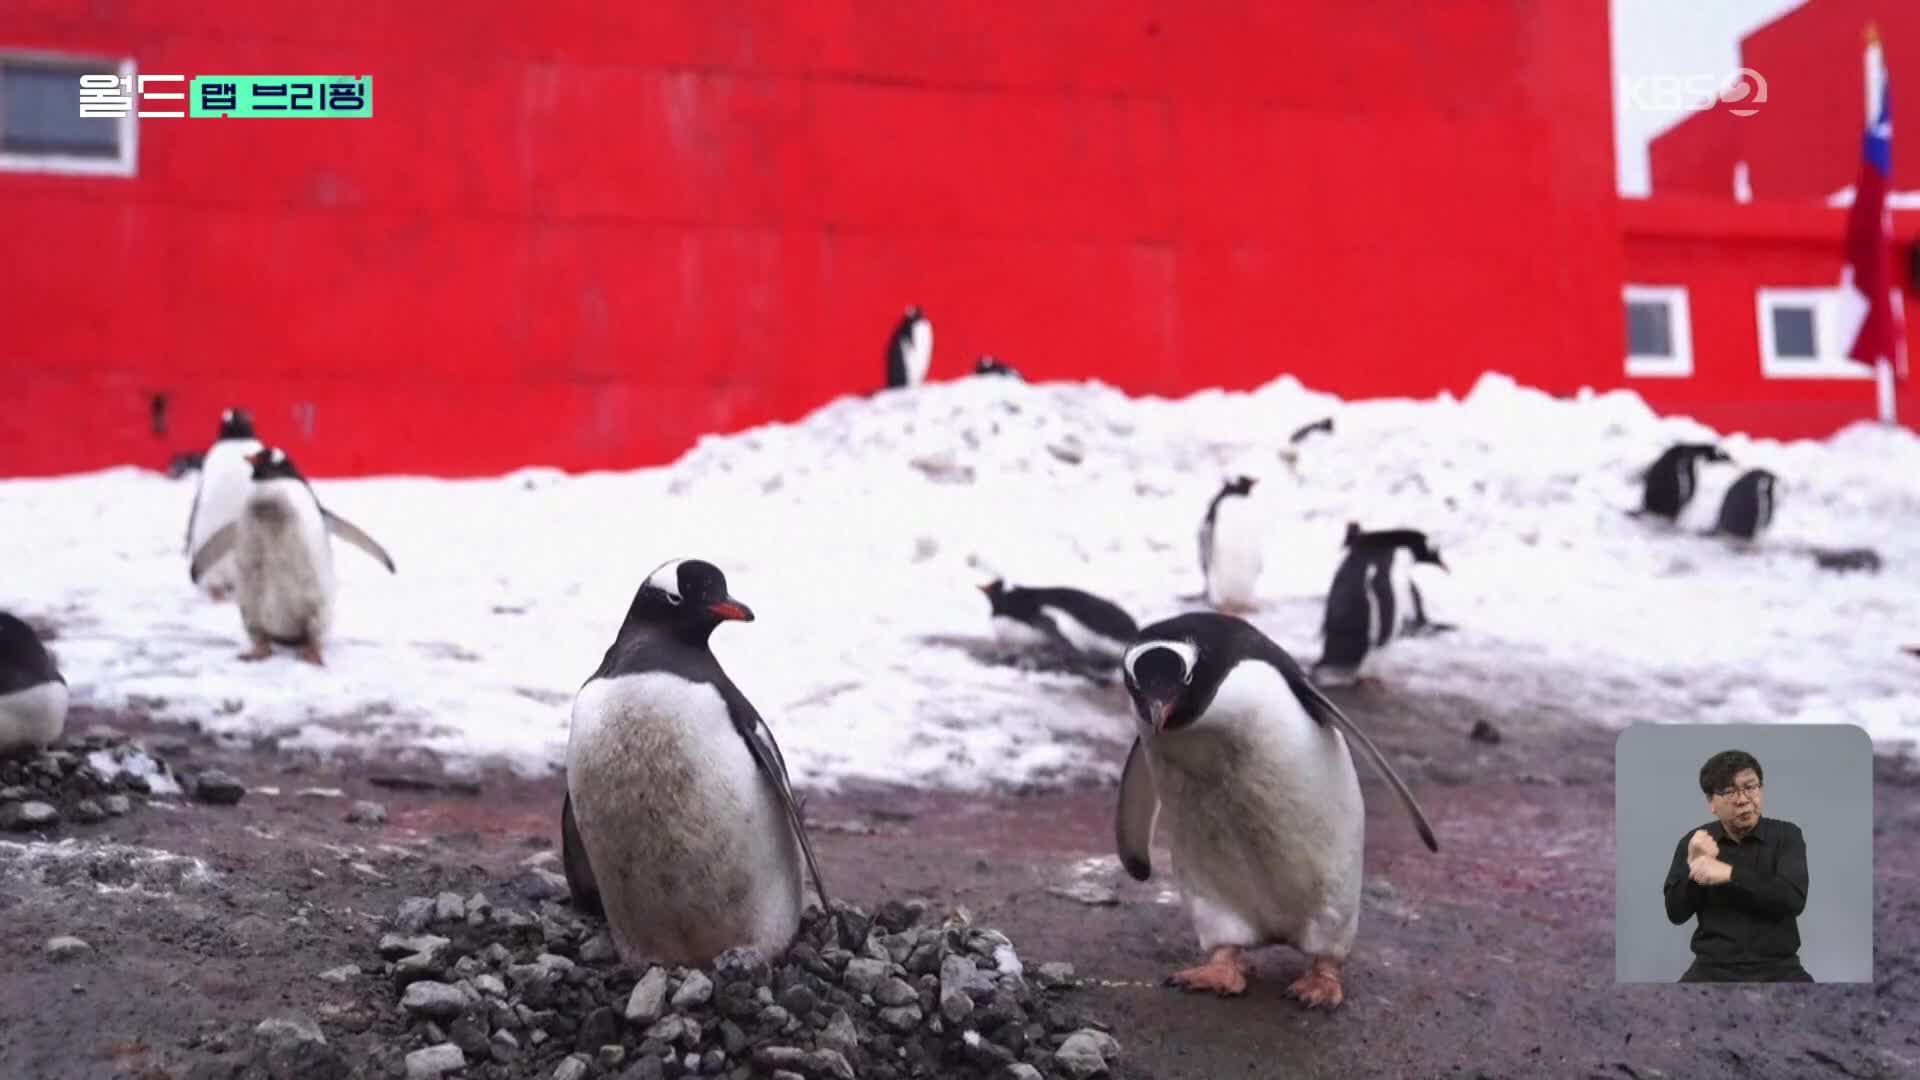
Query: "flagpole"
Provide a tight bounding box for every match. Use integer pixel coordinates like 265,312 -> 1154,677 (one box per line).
1866,23 -> 1901,424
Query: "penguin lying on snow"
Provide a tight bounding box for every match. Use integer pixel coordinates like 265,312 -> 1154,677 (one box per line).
184,407 -> 265,601
885,305 -> 934,389
1314,524 -> 1450,687
974,355 -> 1025,379
1199,475 -> 1265,613
1117,613 -> 1438,1008
1633,442 -> 1732,521
977,579 -> 1139,673
563,558 -> 829,964
1708,468 -> 1780,543
189,447 -> 396,665
0,613 -> 68,756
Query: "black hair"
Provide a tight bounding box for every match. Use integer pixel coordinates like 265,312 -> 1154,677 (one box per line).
1699,749 -> 1763,797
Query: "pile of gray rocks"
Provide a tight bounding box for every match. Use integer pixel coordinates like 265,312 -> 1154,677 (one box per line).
0,731 -> 171,831
366,889 -> 1123,1080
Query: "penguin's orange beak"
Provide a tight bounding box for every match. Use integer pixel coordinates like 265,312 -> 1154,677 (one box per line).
708,599 -> 754,622
1138,695 -> 1176,733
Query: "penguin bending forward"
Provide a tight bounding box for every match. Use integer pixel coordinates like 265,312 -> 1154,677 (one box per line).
1199,475 -> 1263,613
1117,613 -> 1438,1008
974,355 -> 1025,380
563,558 -> 829,965
189,447 -> 396,665
0,612 -> 68,756
978,579 -> 1139,672
1314,525 -> 1448,687
1709,468 -> 1780,543
1634,442 -> 1732,521
184,407 -> 265,601
885,305 -> 934,390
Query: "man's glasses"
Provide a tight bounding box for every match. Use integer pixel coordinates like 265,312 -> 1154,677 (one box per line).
1715,782 -> 1762,802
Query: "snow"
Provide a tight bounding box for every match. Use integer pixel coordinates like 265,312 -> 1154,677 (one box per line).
2,373 -> 1917,794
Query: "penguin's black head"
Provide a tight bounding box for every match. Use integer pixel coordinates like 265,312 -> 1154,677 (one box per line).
1410,535 -> 1449,573
630,558 -> 755,640
218,407 -> 256,441
976,578 -> 1008,614
904,304 -> 925,324
246,447 -> 304,482
1223,475 -> 1257,498
1122,639 -> 1200,734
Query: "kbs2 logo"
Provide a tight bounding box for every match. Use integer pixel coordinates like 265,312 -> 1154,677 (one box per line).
1622,69 -> 1769,117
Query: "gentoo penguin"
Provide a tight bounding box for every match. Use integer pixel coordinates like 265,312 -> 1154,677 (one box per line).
1199,475 -> 1266,613
1314,525 -> 1448,686
1634,442 -> 1732,521
189,447 -> 396,665
184,407 -> 265,601
885,305 -> 934,389
0,613 -> 68,756
1709,468 -> 1780,542
1116,612 -> 1438,1008
974,355 -> 1025,380
564,558 -> 829,965
977,579 -> 1139,669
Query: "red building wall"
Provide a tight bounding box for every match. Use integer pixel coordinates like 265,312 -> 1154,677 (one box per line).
2,3 -> 1623,478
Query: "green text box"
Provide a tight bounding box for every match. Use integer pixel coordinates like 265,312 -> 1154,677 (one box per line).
189,76 -> 372,118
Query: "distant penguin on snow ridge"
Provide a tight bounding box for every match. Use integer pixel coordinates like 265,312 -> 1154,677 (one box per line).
0,612 -> 68,755
886,305 -> 934,389
563,557 -> 829,965
189,447 -> 397,665
1314,524 -> 1449,687
1710,468 -> 1780,543
1200,475 -> 1265,613
184,407 -> 265,601
978,579 -> 1139,670
974,355 -> 1025,380
1634,442 -> 1732,521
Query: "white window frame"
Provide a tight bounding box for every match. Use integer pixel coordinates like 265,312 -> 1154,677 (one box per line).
1623,284 -> 1694,378
0,48 -> 139,178
1755,287 -> 1875,379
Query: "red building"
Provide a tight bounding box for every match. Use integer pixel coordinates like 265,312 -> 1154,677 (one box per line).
0,2 -> 1908,478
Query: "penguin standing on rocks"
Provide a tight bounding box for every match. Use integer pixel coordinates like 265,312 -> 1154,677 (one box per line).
1634,442 -> 1733,521
1116,612 -> 1438,1008
189,447 -> 396,665
1314,525 -> 1449,687
885,305 -> 934,389
974,355 -> 1025,380
184,408 -> 265,601
1199,475 -> 1266,614
0,613 -> 68,756
977,579 -> 1139,673
563,558 -> 829,965
1709,468 -> 1780,543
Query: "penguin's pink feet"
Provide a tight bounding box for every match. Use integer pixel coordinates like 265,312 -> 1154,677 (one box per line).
1286,957 -> 1345,1009
239,639 -> 272,662
1211,600 -> 1259,616
1168,947 -> 1250,996
208,585 -> 231,602
298,643 -> 326,667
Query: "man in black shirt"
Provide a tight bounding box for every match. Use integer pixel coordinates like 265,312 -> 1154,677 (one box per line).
1662,749 -> 1813,982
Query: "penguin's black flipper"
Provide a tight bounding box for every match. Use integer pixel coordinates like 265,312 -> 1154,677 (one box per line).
1115,738 -> 1159,881
188,523 -> 240,584
718,684 -> 831,910
1288,416 -> 1335,444
1261,636 -> 1439,853
560,791 -> 604,919
321,507 -> 397,573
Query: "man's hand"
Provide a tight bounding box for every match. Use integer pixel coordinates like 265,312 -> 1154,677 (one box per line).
1689,856 -> 1732,886
1688,829 -> 1719,861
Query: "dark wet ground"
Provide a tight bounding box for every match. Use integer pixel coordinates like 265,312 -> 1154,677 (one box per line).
3,686 -> 1918,1080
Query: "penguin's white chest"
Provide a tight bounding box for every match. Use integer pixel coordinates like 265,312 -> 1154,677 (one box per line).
235,481 -> 335,642
190,438 -> 264,592
906,320 -> 933,384
1038,605 -> 1126,661
1205,497 -> 1266,605
1149,662 -> 1365,956
0,681 -> 69,754
567,672 -> 803,964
